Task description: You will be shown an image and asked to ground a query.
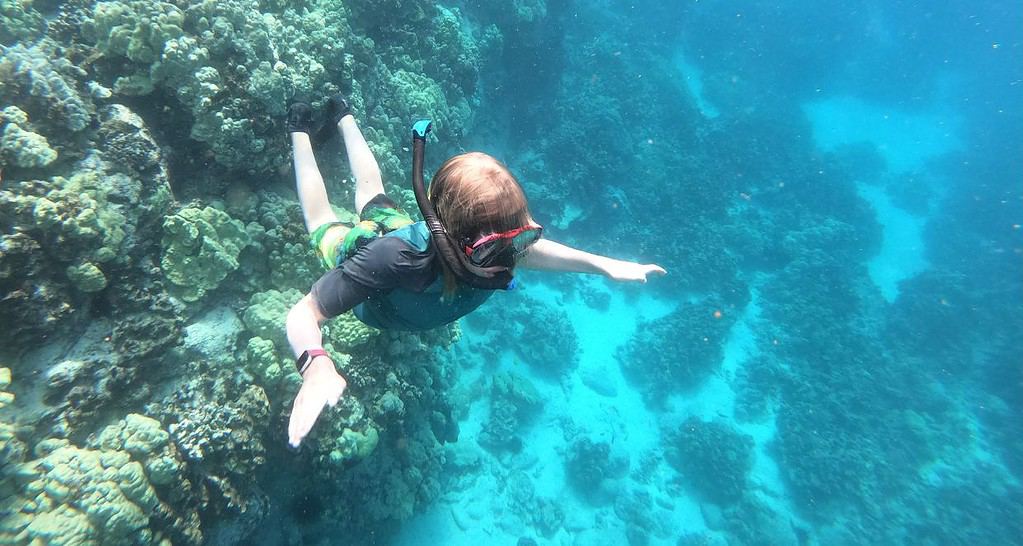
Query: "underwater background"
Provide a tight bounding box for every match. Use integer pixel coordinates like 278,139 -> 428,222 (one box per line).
0,0 -> 1020,544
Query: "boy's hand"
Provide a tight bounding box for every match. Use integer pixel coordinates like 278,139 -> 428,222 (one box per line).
288,357 -> 347,448
601,260 -> 667,283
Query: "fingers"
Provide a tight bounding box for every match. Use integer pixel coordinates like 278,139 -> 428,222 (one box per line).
288,394 -> 326,448
287,402 -> 309,448
326,377 -> 346,407
626,264 -> 666,283
288,381 -> 347,447
287,413 -> 304,448
326,386 -> 344,407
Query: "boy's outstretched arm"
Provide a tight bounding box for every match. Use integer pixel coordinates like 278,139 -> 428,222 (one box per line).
518,239 -> 666,283
285,294 -> 347,447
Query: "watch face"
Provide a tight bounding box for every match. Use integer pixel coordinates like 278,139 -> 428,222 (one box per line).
297,351 -> 312,372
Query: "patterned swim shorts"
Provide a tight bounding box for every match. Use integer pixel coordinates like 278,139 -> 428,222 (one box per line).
308,194 -> 415,269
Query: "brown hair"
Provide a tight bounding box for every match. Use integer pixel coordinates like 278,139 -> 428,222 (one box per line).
428,152 -> 532,293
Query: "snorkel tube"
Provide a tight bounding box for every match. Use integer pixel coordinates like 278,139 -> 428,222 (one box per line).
411,120 -> 515,290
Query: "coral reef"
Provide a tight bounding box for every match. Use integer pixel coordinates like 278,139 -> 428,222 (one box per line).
237,189 -> 322,294
0,1 -> 45,45
478,371 -> 543,454
0,439 -> 164,545
481,295 -> 579,377
0,412 -> 202,546
0,1 -> 531,544
619,298 -> 738,403
0,106 -> 57,168
0,39 -> 173,349
565,435 -> 629,502
0,40 -> 93,139
733,354 -> 788,423
44,355 -> 143,435
0,367 -> 26,479
291,329 -> 464,542
666,418 -> 754,506
160,205 -> 251,302
145,365 -> 270,516
1,1 -> 1017,545
496,470 -> 565,539
613,487 -> 674,546
64,0 -> 487,182
720,495 -> 802,546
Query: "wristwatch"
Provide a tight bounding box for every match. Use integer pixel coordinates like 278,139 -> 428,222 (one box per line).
296,348 -> 330,376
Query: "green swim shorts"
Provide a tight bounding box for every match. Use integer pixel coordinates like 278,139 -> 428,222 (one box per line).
309,194 -> 415,270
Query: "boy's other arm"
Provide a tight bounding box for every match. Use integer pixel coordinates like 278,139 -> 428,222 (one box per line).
518,238 -> 666,283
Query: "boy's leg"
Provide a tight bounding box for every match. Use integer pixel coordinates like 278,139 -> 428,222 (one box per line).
338,115 -> 387,215
292,131 -> 351,268
291,132 -> 338,233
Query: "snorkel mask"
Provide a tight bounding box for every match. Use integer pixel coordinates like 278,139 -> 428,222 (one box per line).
463,222 -> 543,267
410,120 -> 518,290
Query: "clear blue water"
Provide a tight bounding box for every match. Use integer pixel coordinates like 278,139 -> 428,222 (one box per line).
0,1 -> 1020,545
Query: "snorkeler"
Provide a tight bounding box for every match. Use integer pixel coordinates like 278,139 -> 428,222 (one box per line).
284,96 -> 666,447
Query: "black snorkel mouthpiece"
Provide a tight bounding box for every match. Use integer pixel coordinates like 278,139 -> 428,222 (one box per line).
411,120 -> 515,290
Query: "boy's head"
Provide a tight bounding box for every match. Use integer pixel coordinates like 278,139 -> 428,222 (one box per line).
429,152 -> 534,247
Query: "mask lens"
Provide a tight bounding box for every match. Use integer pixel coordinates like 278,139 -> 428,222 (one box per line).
512,229 -> 541,251
469,241 -> 506,266
467,226 -> 542,266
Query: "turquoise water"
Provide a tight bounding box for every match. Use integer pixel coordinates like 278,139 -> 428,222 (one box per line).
1,1 -> 1020,545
